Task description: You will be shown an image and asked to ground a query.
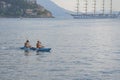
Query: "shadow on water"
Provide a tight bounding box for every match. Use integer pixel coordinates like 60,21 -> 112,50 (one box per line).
23,49 -> 51,57
36,51 -> 51,55
35,51 -> 51,61
24,50 -> 31,56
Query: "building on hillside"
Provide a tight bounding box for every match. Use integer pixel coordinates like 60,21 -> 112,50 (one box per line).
25,9 -> 37,16
36,5 -> 45,12
0,1 -> 11,9
26,0 -> 37,4
0,1 -> 6,8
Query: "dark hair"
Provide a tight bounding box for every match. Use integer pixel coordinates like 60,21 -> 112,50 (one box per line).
26,40 -> 29,42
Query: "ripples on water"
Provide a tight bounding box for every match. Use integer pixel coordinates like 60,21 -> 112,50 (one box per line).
0,18 -> 120,80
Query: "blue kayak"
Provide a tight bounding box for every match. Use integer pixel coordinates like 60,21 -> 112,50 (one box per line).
20,47 -> 51,52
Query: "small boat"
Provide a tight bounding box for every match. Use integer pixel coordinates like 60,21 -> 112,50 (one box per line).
20,47 -> 51,52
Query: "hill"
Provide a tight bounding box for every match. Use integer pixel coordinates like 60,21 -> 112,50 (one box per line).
37,0 -> 72,18
0,0 -> 53,18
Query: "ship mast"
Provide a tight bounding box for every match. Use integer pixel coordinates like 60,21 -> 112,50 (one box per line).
93,0 -> 96,15
102,0 -> 105,15
76,0 -> 80,15
110,0 -> 112,15
84,0 -> 88,14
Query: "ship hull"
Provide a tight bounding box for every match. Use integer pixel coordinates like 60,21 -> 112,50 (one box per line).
71,14 -> 119,19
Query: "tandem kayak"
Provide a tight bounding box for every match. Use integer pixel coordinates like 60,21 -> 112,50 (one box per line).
20,47 -> 51,52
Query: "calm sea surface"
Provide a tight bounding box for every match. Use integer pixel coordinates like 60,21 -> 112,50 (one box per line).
0,18 -> 120,80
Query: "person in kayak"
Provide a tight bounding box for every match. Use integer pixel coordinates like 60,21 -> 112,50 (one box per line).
36,41 -> 44,48
24,40 -> 31,48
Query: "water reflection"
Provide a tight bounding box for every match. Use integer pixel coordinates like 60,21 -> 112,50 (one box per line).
35,52 -> 51,64
24,51 -> 30,56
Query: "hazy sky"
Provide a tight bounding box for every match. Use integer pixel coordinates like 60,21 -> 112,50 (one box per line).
51,0 -> 120,12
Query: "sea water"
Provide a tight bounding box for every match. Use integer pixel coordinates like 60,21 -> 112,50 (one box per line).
0,18 -> 120,80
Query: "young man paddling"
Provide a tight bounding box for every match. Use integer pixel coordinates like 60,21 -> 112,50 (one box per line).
24,40 -> 31,48
36,41 -> 44,48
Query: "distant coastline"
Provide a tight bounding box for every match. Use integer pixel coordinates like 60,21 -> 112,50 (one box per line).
0,0 -> 54,18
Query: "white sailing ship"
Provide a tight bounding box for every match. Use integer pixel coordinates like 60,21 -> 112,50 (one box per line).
71,0 -> 119,19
